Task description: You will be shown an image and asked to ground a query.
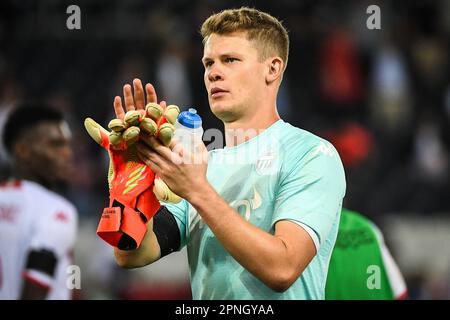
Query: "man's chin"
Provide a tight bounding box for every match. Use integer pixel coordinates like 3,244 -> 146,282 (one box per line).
211,103 -> 237,122
53,175 -> 72,191
53,168 -> 73,188
35,175 -> 68,191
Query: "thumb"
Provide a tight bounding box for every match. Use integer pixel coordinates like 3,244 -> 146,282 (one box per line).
84,118 -> 110,149
153,177 -> 182,203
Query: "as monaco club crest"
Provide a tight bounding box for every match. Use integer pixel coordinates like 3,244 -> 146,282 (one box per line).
255,151 -> 277,176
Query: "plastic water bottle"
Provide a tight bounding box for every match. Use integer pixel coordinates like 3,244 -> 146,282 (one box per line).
174,108 -> 203,162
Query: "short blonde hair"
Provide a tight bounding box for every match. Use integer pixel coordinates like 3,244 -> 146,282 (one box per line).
200,7 -> 289,69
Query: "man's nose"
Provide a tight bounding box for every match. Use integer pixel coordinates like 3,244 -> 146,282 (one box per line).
208,65 -> 223,82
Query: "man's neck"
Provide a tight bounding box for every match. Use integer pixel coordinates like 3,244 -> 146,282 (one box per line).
12,166 -> 53,191
223,111 -> 280,148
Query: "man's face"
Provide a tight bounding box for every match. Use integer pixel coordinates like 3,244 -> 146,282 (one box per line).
202,32 -> 267,122
18,121 -> 73,186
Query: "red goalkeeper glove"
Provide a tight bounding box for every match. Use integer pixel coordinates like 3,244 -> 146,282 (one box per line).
84,103 -> 181,250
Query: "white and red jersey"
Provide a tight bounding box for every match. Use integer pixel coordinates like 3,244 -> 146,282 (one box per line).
0,179 -> 78,299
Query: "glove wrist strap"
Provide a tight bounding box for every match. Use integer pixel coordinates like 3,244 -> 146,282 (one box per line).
97,190 -> 160,250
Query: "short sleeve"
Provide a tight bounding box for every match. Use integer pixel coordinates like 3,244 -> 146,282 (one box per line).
273,142 -> 346,245
372,223 -> 408,299
162,199 -> 189,249
29,204 -> 77,257
26,203 -> 77,285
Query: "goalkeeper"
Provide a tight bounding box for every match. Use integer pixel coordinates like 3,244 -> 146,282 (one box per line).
87,8 -> 346,299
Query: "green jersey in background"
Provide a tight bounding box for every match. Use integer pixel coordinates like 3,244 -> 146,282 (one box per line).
325,208 -> 407,300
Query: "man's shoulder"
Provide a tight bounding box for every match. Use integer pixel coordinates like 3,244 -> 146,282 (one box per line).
340,209 -> 375,231
22,180 -> 77,217
276,122 -> 346,196
277,121 -> 338,162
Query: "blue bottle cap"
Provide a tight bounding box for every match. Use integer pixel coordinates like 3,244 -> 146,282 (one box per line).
177,108 -> 202,129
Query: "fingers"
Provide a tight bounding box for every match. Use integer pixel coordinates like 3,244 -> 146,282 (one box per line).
136,143 -> 163,172
123,84 -> 135,112
145,83 -> 158,104
140,135 -> 169,157
138,152 -> 160,173
133,79 -> 145,110
140,134 -> 179,163
119,80 -> 159,113
115,81 -> 168,145
168,138 -> 183,154
113,96 -> 125,120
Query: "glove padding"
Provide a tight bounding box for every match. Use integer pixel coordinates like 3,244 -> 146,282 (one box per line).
84,103 -> 181,250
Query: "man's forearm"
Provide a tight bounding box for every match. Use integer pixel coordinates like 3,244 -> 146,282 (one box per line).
114,219 -> 161,268
20,281 -> 49,300
186,183 -> 303,291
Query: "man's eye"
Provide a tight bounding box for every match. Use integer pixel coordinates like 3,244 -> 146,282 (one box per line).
204,61 -> 213,67
225,57 -> 238,63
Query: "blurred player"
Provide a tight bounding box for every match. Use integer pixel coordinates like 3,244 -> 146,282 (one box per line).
107,7 -> 346,299
0,103 -> 78,299
325,208 -> 408,299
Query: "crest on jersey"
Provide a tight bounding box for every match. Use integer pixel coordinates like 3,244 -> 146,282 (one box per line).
255,151 -> 277,176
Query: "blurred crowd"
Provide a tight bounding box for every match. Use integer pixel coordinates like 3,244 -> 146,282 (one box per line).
0,0 -> 449,299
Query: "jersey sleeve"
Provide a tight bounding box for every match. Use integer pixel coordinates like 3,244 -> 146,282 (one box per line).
25,201 -> 77,286
372,223 -> 408,299
273,141 -> 346,245
161,199 -> 188,249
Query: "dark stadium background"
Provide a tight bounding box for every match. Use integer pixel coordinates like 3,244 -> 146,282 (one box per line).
0,0 -> 449,299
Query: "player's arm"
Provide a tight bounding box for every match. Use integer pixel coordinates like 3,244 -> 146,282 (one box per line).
21,282 -> 49,300
190,185 -> 316,292
106,79 -> 181,266
23,200 -> 78,300
114,206 -> 181,268
114,219 -> 159,268
20,249 -> 57,300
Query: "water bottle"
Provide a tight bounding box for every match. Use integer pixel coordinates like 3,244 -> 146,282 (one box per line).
174,108 -> 203,162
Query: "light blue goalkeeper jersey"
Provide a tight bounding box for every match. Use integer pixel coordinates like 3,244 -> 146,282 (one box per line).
164,119 -> 346,299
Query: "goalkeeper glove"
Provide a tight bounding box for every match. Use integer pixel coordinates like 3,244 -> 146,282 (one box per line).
84,103 -> 181,250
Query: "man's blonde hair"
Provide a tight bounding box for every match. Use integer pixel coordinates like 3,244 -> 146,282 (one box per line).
200,7 -> 289,69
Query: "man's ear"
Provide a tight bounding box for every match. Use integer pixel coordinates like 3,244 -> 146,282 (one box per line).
265,57 -> 284,84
